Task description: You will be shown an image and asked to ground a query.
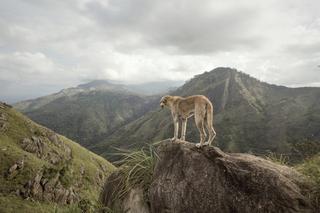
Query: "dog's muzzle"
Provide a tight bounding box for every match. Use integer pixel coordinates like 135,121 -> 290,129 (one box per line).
160,103 -> 164,109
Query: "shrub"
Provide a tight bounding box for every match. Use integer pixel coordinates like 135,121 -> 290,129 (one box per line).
100,145 -> 158,211
265,151 -> 289,165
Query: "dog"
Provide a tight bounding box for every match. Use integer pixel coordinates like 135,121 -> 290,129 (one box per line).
160,95 -> 216,147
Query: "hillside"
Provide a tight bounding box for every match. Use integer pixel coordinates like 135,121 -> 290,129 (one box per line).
92,67 -> 320,161
15,81 -> 160,147
0,102 -> 115,212
14,79 -> 181,113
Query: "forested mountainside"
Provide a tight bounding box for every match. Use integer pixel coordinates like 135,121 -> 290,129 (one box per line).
92,68 -> 320,162
15,80 -> 160,147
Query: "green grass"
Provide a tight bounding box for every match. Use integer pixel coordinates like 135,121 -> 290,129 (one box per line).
0,105 -> 116,212
265,151 -> 289,165
0,195 -> 82,213
296,154 -> 320,209
101,145 -> 158,211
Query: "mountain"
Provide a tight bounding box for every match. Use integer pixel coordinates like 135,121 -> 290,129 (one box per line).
14,80 -> 182,113
14,80 -> 161,148
92,67 -> 320,162
14,67 -> 320,163
125,80 -> 184,95
14,80 -> 128,113
0,102 -> 115,212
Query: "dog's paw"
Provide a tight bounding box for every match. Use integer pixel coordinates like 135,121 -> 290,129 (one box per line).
170,137 -> 177,142
204,142 -> 209,146
196,143 -> 203,148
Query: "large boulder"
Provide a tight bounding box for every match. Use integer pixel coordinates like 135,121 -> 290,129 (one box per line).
149,140 -> 314,213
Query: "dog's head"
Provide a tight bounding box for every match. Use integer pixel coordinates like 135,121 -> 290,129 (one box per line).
160,95 -> 171,109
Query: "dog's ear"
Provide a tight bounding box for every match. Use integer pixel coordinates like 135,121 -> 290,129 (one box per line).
163,97 -> 167,104
160,95 -> 170,104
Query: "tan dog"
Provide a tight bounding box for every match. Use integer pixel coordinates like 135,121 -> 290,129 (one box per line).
160,95 -> 216,148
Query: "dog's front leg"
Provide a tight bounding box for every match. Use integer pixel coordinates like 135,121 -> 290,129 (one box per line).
181,118 -> 187,141
171,116 -> 179,142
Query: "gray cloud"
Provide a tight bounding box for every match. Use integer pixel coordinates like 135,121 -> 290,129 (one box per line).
83,0 -> 263,54
0,0 -> 320,103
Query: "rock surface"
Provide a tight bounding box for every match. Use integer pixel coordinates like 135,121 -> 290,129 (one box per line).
19,170 -> 77,204
20,134 -> 72,165
149,140 -> 314,213
101,170 -> 150,213
123,188 -> 150,213
7,159 -> 24,178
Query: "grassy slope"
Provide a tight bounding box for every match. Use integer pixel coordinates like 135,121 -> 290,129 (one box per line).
0,104 -> 115,212
0,195 -> 81,213
296,154 -> 320,208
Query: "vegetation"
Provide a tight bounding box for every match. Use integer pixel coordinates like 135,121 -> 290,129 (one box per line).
101,145 -> 158,211
0,104 -> 115,212
265,151 -> 289,165
15,83 -> 158,148
296,154 -> 320,209
93,68 -> 320,163
0,195 -> 82,213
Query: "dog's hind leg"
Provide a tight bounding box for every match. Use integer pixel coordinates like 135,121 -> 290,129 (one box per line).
181,118 -> 187,141
195,109 -> 206,148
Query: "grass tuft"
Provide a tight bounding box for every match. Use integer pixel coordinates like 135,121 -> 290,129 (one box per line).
101,145 -> 158,211
265,151 -> 289,165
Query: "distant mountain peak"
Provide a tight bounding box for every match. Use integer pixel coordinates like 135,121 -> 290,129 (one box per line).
77,80 -> 127,92
78,80 -> 113,88
209,66 -> 237,72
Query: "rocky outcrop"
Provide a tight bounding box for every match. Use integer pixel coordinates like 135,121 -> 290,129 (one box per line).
21,137 -> 46,157
102,140 -> 315,213
0,102 -> 12,109
16,134 -> 79,204
46,132 -> 72,160
19,169 -> 78,204
6,159 -> 24,178
150,140 -> 313,213
20,135 -> 72,165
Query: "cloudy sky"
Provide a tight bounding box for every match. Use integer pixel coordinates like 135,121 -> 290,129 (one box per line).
0,0 -> 320,103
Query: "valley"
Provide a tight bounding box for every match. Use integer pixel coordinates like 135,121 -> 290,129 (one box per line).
14,67 -> 320,163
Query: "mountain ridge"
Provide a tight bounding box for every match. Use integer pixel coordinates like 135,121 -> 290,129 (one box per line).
13,67 -> 320,163
92,67 -> 320,161
14,79 -> 182,113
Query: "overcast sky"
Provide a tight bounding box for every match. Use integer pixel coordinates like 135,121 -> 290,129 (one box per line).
1,0 -> 320,103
